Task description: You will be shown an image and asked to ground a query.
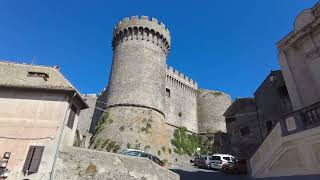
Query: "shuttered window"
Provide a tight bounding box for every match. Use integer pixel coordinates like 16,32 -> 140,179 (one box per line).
67,105 -> 77,129
22,146 -> 45,175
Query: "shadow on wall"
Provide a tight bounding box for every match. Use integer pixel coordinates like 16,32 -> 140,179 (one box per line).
170,169 -> 248,180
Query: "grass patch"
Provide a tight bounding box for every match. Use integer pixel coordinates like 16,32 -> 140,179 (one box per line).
210,91 -> 223,97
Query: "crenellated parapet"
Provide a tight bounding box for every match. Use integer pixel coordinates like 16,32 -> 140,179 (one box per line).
166,65 -> 198,89
112,16 -> 171,54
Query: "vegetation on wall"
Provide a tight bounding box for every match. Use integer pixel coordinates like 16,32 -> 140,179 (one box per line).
141,118 -> 153,134
73,129 -> 81,147
171,127 -> 214,156
210,91 -> 223,97
90,111 -> 113,145
144,145 -> 150,151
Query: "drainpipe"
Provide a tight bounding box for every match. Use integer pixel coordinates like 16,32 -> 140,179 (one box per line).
49,93 -> 76,180
254,97 -> 263,143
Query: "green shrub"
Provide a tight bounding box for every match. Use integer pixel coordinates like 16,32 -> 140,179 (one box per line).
162,146 -> 166,153
127,143 -> 132,149
73,129 -> 81,147
144,145 -> 150,150
94,138 -> 102,149
157,150 -> 161,156
113,144 -> 121,153
101,139 -> 109,149
106,141 -> 116,152
171,127 -> 213,156
168,148 -> 172,154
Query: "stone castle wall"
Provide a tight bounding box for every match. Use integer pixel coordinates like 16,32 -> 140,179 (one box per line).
197,89 -> 231,134
91,16 -> 171,158
77,94 -> 97,134
86,16 -> 232,160
164,66 -> 198,133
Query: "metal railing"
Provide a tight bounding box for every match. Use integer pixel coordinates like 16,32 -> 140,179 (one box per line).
282,101 -> 320,135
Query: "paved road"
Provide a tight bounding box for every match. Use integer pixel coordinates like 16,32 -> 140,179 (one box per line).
169,164 -> 320,180
170,164 -> 248,180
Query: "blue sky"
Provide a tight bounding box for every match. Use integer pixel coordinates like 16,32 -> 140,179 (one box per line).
0,0 -> 318,99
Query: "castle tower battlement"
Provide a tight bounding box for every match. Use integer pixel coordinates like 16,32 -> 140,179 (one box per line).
166,65 -> 198,90
112,16 -> 170,54
92,16 -> 171,159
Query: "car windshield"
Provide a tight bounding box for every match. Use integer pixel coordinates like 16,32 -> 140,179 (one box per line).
122,151 -> 140,156
211,156 -> 221,160
223,157 -> 231,161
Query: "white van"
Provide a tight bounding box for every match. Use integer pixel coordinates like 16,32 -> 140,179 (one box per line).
210,154 -> 235,170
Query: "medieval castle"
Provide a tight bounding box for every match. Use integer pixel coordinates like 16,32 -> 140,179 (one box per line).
84,16 -> 231,159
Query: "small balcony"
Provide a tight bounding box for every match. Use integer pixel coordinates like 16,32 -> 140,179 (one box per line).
282,101 -> 320,136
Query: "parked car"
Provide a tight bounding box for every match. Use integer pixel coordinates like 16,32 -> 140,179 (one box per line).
192,155 -> 201,166
120,149 -> 164,166
210,154 -> 235,170
222,159 -> 247,174
197,155 -> 212,169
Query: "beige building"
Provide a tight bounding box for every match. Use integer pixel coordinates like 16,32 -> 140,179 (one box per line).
278,3 -> 320,111
0,61 -> 88,179
250,2 -> 320,178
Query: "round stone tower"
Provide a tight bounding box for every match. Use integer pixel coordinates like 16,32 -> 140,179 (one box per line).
197,89 -> 232,134
91,16 -> 171,159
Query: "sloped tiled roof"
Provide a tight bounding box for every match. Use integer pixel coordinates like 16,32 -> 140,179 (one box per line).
0,60 -> 88,109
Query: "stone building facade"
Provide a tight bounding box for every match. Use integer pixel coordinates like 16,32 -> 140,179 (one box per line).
278,3 -> 320,112
223,98 -> 261,158
89,16 -> 231,160
250,3 -> 320,177
254,70 -> 292,139
222,71 -> 293,159
0,61 -> 88,179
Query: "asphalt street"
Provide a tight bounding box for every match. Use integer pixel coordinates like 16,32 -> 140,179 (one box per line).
170,164 -> 248,180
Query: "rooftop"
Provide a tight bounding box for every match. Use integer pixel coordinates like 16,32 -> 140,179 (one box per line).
0,60 -> 88,109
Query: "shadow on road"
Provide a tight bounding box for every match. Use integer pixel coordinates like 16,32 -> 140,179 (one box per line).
254,175 -> 320,180
170,168 -> 320,180
170,168 -> 248,180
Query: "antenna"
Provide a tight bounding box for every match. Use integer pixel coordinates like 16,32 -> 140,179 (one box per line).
31,56 -> 36,66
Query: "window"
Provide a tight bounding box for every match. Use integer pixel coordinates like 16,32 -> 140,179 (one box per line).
223,157 -> 230,161
22,146 -> 45,175
27,71 -> 49,81
226,116 -> 236,123
266,121 -> 273,133
166,88 -> 171,98
211,156 -> 221,160
240,127 -> 250,136
126,151 -> 140,157
67,105 -> 77,129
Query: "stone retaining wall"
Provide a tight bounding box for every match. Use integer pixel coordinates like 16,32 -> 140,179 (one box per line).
54,146 -> 179,180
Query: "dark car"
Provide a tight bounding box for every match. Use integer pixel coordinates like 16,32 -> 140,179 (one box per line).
120,149 -> 164,166
222,159 -> 247,174
197,156 -> 212,169
192,155 -> 201,166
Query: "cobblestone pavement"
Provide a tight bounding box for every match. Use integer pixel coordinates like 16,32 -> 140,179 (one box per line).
169,164 -> 248,180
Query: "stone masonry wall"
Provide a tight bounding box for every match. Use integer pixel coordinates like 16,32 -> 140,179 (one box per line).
77,94 -> 97,134
90,106 -> 171,161
197,89 -> 231,134
54,146 -> 179,180
164,66 -> 198,133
